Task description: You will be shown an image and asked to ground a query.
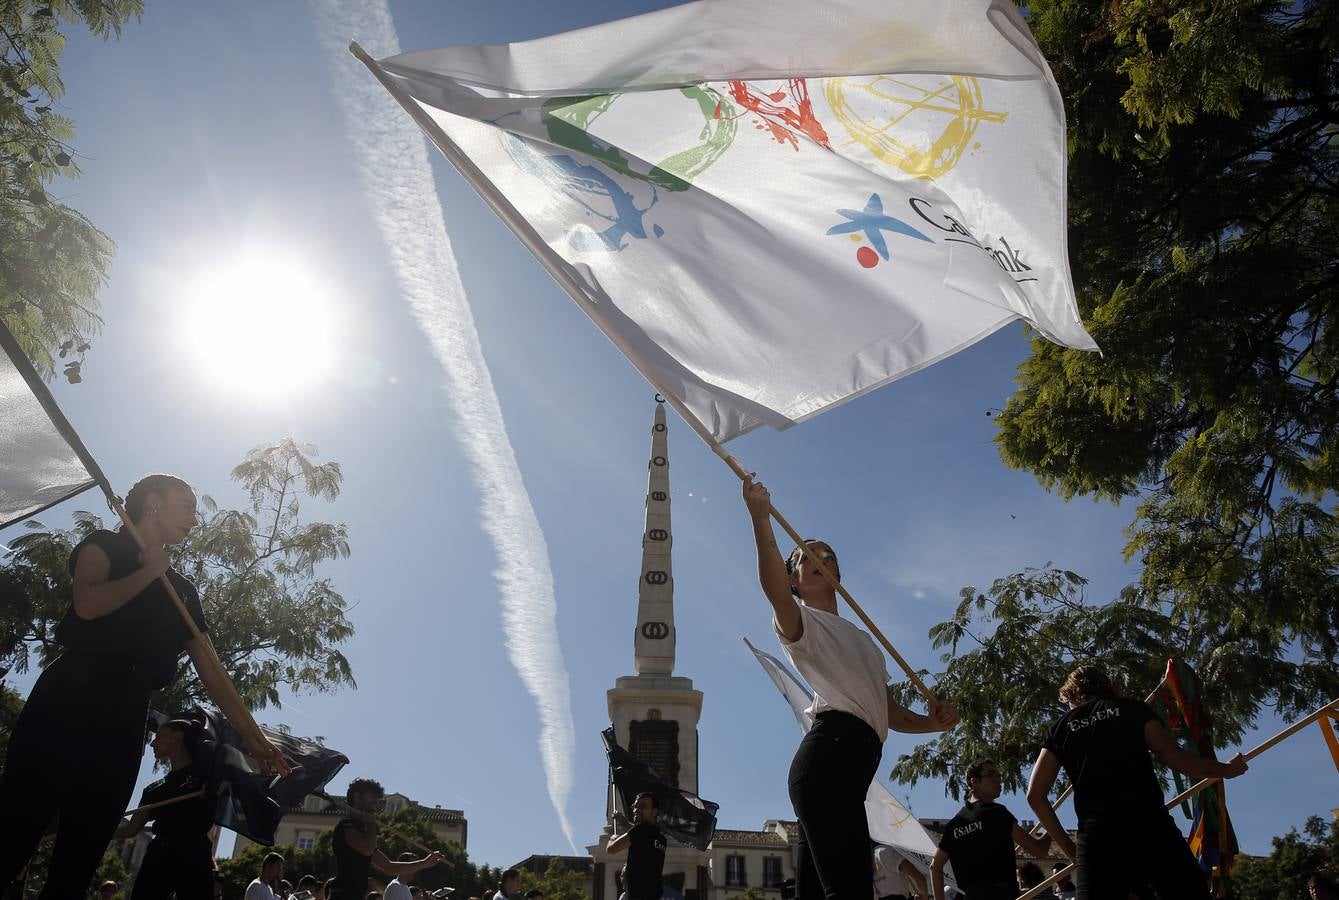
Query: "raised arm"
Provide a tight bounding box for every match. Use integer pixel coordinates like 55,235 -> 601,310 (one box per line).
1143,719 -> 1248,782
1026,749 -> 1075,862
742,476 -> 802,641
374,849 -> 445,876
71,541 -> 169,620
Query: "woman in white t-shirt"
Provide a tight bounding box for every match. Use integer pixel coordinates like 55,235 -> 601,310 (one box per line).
743,476 -> 959,900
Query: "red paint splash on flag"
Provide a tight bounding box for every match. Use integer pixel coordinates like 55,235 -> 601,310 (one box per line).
723,79 -> 831,151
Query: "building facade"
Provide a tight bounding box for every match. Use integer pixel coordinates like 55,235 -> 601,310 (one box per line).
232,791 -> 466,856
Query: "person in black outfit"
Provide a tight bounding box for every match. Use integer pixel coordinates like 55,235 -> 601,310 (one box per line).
119,718 -> 215,900
931,759 -> 1052,900
328,778 -> 443,900
607,792 -> 666,900
0,474 -> 286,898
1026,666 -> 1248,900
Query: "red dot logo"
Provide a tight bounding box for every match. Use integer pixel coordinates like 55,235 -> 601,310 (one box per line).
856,246 -> 879,268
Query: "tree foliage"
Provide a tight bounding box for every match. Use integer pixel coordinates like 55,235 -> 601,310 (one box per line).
886,566 -> 1334,797
517,858 -> 590,900
1230,816 -> 1338,900
0,439 -> 356,715
0,0 -> 140,382
982,0 -> 1339,750
216,808 -> 496,899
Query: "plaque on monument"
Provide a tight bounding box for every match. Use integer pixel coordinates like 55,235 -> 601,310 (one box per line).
629,718 -> 680,787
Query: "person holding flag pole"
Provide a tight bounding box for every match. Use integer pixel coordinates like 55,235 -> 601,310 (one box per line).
1025,666 -> 1247,900
930,759 -> 1052,900
742,476 -> 959,900
0,469 -> 289,897
115,717 -> 214,900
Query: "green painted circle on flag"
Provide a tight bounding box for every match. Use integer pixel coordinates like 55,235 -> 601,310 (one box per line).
540,86 -> 736,192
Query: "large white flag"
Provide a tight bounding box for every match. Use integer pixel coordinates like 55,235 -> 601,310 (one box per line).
0,322 -> 99,530
359,0 -> 1096,442
744,638 -> 954,886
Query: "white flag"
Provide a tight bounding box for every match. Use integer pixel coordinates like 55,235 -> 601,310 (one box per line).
359,0 -> 1096,442
0,322 -> 98,530
744,639 -> 955,886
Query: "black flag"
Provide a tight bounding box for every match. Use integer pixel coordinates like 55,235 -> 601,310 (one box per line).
601,727 -> 718,850
150,708 -> 349,846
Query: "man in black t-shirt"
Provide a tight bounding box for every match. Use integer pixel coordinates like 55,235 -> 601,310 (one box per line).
1026,666 -> 1247,900
931,758 -> 1051,900
607,792 -> 667,900
328,778 -> 444,900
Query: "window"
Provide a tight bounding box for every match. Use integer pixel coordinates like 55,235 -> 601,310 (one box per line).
725,856 -> 746,887
763,857 -> 783,887
296,832 -> 315,851
386,799 -> 403,813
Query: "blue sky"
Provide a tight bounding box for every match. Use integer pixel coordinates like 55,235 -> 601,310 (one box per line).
8,0 -> 1334,871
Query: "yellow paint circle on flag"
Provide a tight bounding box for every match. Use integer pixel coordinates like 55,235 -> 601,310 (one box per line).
823,74 -> 1006,180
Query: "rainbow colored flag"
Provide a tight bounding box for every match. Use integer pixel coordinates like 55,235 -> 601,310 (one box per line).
1150,659 -> 1239,894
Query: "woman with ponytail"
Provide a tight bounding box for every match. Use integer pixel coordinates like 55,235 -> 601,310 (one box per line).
121,717 -> 215,899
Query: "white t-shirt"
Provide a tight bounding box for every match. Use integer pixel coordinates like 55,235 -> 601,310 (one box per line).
776,603 -> 890,740
385,878 -> 413,900
245,880 -> 277,900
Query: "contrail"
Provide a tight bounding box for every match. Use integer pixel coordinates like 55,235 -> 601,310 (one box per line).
310,1 -> 578,850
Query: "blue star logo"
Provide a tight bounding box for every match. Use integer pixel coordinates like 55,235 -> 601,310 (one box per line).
826,193 -> 933,260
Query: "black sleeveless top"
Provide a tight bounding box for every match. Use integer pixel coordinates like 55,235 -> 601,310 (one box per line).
56,528 -> 209,689
141,766 -> 213,842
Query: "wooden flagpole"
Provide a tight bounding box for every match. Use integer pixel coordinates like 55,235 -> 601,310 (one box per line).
348,43 -> 937,705
123,788 -> 207,818
1015,696 -> 1339,900
0,320 -> 286,776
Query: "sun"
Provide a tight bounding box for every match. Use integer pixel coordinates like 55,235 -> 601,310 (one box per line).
183,254 -> 336,395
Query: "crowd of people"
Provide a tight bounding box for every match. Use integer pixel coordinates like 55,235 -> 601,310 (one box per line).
0,470 -> 1320,899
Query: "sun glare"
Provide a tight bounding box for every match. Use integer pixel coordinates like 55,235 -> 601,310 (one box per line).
184,255 -> 336,395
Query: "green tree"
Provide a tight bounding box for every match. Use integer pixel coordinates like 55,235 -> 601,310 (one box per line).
216,807 -> 492,898
517,858 -> 590,900
888,568 -> 1179,796
1230,816 -> 1338,899
0,439 -> 356,719
985,0 -> 1339,736
0,0 -> 141,382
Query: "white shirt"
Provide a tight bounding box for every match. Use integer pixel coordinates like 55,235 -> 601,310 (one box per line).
385,878 -> 413,900
777,603 -> 890,739
245,880 -> 277,900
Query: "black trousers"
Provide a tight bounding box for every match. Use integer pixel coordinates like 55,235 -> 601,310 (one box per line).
788,710 -> 882,900
131,834 -> 214,900
0,655 -> 150,898
1075,813 -> 1208,900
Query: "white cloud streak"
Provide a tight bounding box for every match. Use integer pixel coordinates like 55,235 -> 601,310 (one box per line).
310,1 -> 578,850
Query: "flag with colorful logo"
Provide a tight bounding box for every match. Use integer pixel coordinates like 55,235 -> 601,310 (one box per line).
356,0 -> 1097,442
1150,659 -> 1239,894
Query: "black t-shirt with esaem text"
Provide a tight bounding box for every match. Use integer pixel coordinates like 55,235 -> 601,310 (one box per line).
1042,697 -> 1164,826
937,801 -> 1018,897
56,529 -> 209,689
